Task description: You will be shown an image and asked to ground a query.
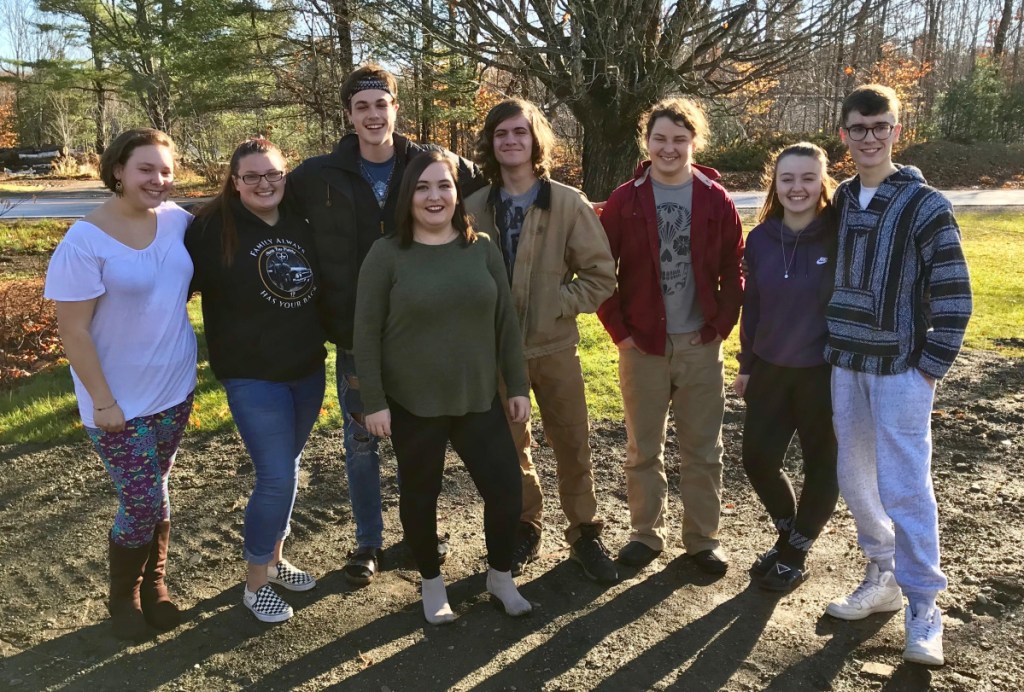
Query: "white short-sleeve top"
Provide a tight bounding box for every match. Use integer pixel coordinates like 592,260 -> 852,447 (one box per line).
44,202 -> 198,427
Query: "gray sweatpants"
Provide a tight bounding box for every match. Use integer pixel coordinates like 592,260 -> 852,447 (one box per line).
831,366 -> 946,603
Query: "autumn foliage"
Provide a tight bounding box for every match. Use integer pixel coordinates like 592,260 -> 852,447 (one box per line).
0,100 -> 16,149
0,279 -> 63,389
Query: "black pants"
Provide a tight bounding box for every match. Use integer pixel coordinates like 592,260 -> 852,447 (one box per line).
741,361 -> 838,543
389,396 -> 523,579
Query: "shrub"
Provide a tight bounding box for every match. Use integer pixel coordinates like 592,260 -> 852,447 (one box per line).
699,132 -> 846,172
936,58 -> 1024,144
49,155 -> 81,177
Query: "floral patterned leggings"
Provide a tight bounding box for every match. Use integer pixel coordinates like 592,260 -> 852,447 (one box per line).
85,394 -> 194,548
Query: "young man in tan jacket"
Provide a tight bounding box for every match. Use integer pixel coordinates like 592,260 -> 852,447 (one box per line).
465,99 -> 619,583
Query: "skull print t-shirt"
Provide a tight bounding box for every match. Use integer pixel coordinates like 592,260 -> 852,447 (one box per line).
652,177 -> 705,334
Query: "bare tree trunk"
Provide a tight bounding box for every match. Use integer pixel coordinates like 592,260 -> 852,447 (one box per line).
576,106 -> 643,200
994,0 -> 1014,61
1012,0 -> 1024,83
330,0 -> 354,138
921,0 -> 943,118
89,23 -> 106,154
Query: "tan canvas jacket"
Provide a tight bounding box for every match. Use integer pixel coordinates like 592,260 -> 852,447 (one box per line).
466,178 -> 616,360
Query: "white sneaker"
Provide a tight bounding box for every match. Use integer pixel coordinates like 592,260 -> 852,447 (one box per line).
825,563 -> 903,620
267,559 -> 317,592
903,605 -> 945,666
243,584 -> 293,623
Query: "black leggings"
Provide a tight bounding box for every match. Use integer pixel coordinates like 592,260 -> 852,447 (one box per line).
741,361 -> 838,544
389,396 -> 523,579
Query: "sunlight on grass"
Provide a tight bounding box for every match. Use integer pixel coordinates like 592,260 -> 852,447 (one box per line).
0,219 -> 70,254
1,210 -> 1019,445
0,364 -> 81,443
0,183 -> 47,194
957,211 -> 1024,356
1,299 -> 340,446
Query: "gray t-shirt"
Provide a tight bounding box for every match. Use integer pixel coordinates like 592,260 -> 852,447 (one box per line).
496,181 -> 540,279
652,178 -> 705,334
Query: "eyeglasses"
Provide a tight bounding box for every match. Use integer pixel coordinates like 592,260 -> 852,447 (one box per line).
236,171 -> 285,185
844,123 -> 895,141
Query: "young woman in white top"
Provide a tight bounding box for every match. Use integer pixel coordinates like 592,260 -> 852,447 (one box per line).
44,128 -> 197,640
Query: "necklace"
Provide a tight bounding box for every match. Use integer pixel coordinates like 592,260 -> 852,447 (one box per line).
780,224 -> 801,279
360,158 -> 395,209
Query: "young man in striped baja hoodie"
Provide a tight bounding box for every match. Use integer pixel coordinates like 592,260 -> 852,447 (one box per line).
823,84 -> 972,667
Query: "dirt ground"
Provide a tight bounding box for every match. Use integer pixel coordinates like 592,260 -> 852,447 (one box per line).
0,346 -> 1021,692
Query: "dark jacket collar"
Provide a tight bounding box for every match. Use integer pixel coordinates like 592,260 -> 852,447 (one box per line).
485,176 -> 552,211
326,132 -> 415,173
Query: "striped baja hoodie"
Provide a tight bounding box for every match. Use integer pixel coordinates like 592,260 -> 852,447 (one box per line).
824,165 -> 972,379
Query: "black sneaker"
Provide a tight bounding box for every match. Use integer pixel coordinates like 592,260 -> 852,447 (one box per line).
510,523 -> 541,577
343,546 -> 381,586
759,561 -> 809,592
617,540 -> 662,568
570,526 -> 618,584
691,548 -> 729,575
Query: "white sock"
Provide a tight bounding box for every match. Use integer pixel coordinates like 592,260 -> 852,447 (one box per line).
421,575 -> 455,625
487,568 -> 532,617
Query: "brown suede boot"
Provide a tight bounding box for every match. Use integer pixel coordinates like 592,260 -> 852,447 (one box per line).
108,534 -> 151,640
140,520 -> 181,630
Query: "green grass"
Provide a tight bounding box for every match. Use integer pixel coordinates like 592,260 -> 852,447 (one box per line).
0,219 -> 71,254
2,210 -> 1020,446
956,211 -> 1024,356
0,182 -> 47,194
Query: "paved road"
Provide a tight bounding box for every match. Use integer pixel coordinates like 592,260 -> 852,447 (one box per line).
2,195 -> 200,218
4,189 -> 1024,218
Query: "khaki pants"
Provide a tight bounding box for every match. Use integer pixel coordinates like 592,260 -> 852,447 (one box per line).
619,333 -> 725,553
506,347 -> 600,544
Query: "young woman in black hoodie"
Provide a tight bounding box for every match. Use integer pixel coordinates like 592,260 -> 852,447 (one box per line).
186,139 -> 327,622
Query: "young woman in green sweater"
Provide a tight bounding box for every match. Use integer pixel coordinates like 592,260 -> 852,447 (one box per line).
354,150 -> 533,624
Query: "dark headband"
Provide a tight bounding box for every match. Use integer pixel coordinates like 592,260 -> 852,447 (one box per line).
350,77 -> 394,99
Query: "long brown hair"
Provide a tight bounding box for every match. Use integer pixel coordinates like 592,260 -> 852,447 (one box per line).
473,99 -> 556,184
194,138 -> 284,265
394,150 -> 477,248
756,142 -> 837,224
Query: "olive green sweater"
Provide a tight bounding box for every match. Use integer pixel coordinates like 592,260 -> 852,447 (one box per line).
354,233 -> 529,417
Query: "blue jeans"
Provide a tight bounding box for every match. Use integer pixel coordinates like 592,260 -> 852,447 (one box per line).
222,367 -> 325,564
336,350 -> 384,549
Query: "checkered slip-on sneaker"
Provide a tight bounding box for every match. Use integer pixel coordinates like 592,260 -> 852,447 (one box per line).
267,559 -> 317,592
243,584 -> 293,623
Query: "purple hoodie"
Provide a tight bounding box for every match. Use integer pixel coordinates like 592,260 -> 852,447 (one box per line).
737,216 -> 835,374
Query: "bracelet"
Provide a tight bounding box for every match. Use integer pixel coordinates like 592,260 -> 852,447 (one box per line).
94,400 -> 118,411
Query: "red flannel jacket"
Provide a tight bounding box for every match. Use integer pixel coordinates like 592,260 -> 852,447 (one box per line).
598,162 -> 744,355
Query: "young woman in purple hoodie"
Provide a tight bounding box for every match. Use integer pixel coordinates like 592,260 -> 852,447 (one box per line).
732,142 -> 839,591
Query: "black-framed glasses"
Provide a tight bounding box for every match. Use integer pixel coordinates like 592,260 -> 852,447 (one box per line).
844,123 -> 895,141
237,170 -> 285,185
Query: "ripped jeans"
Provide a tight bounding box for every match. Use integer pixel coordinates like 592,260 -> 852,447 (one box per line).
337,349 -> 384,549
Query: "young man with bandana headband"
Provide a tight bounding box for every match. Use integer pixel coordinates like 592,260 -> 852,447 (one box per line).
288,63 -> 485,586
